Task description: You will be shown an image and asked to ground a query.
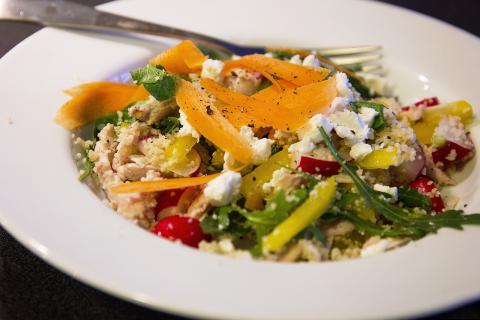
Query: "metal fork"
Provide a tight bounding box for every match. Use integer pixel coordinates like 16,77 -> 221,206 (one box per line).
0,0 -> 382,70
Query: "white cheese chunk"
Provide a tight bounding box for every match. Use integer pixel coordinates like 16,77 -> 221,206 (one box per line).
288,114 -> 334,156
373,183 -> 398,202
239,126 -> 273,164
204,171 -> 242,206
335,72 -> 356,102
359,107 -> 378,127
350,142 -> 373,161
302,54 -> 321,68
201,59 -> 224,82
289,54 -> 302,65
329,110 -> 372,145
178,109 -> 200,140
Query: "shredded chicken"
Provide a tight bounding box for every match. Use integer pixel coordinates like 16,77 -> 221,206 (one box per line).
91,124 -> 157,228
129,96 -> 177,125
224,68 -> 262,95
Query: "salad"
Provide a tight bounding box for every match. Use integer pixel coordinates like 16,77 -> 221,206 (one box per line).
55,40 -> 480,262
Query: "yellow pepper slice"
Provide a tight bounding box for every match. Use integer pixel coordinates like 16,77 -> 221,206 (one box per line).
164,135 -> 197,168
240,148 -> 292,200
357,147 -> 398,170
412,100 -> 473,145
262,177 -> 337,253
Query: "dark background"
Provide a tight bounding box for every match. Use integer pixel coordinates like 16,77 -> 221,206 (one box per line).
1,1 -> 479,319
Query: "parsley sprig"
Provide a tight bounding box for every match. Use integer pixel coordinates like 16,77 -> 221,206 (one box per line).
319,127 -> 480,238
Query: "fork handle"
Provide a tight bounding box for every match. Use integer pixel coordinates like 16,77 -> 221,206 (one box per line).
0,0 -> 245,55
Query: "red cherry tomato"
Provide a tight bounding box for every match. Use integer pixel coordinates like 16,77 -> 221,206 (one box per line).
155,189 -> 186,213
298,156 -> 341,177
402,97 -> 439,111
409,176 -> 445,213
432,141 -> 473,166
151,214 -> 206,248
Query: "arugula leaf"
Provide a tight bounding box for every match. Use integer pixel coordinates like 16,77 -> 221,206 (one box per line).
300,224 -> 326,244
130,65 -> 176,100
93,104 -> 135,139
336,210 -> 423,238
398,187 -> 432,211
256,78 -> 273,92
197,44 -> 230,61
319,127 -> 480,236
200,206 -> 249,236
348,76 -> 376,100
155,116 -> 181,135
351,101 -> 386,130
271,51 -> 294,60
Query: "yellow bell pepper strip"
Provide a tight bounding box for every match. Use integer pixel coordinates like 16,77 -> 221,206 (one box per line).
176,79 -> 254,164
200,78 -> 308,131
240,148 -> 292,200
411,100 -> 474,145
222,54 -> 329,86
262,177 -> 337,253
149,40 -> 207,74
357,147 -> 398,170
163,135 -> 198,174
110,174 -> 220,194
55,82 -> 149,130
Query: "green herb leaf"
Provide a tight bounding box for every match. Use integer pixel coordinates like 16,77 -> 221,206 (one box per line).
351,101 -> 386,129
271,51 -> 294,60
319,127 -> 480,236
155,116 -> 181,135
130,65 -> 176,101
348,76 -> 376,100
398,187 -> 432,210
92,104 -> 134,139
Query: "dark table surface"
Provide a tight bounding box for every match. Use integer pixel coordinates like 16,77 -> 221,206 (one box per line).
1,1 -> 479,319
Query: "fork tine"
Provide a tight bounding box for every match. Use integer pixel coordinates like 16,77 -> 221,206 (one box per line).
329,53 -> 383,66
316,45 -> 382,57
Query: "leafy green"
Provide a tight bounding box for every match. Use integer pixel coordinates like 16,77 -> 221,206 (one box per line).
155,116 -> 181,135
256,78 -> 273,92
398,187 -> 432,211
351,101 -> 386,130
270,143 -> 282,155
201,186 -> 311,255
200,206 -> 249,237
348,76 -> 376,100
197,44 -> 230,61
130,65 -> 176,100
271,51 -> 294,60
78,145 -> 94,181
92,104 -> 134,139
319,127 -> 480,238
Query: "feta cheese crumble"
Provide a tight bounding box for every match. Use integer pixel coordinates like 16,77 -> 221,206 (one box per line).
201,59 -> 224,82
289,54 -> 302,65
350,142 -> 373,160
329,110 -> 373,145
178,109 -> 200,140
239,126 -> 273,164
204,171 -> 242,206
373,183 -> 398,202
302,54 -> 321,68
289,114 -> 334,156
335,72 -> 356,102
358,107 -> 378,127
